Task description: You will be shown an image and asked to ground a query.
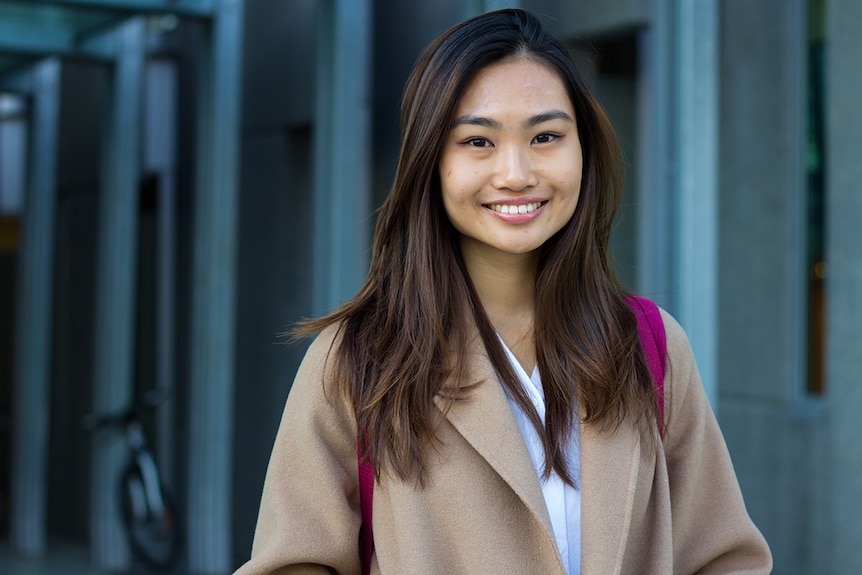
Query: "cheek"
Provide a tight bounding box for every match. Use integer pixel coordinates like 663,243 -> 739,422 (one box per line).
566,165 -> 584,198
440,170 -> 473,207
441,199 -> 471,238
559,174 -> 582,221
439,182 -> 462,225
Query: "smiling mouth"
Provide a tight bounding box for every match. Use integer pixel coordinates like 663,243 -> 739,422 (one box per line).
486,201 -> 546,215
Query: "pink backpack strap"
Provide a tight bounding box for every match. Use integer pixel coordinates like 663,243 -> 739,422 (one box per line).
625,295 -> 667,435
357,296 -> 667,573
358,432 -> 374,575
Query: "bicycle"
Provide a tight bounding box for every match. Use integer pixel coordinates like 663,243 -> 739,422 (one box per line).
83,388 -> 181,571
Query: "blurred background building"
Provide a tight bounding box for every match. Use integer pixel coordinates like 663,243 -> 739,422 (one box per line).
0,0 -> 859,574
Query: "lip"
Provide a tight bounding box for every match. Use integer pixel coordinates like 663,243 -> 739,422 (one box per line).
483,199 -> 548,224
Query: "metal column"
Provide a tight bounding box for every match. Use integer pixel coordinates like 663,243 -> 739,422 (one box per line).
187,0 -> 244,572
636,3 -> 675,310
674,0 -> 719,406
89,18 -> 145,571
10,57 -> 60,557
311,0 -> 372,315
639,0 -> 720,406
144,58 -> 179,491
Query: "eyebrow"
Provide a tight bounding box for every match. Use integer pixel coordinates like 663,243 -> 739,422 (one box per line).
451,109 -> 574,130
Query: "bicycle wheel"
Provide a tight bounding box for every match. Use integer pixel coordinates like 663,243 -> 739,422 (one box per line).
120,465 -> 181,571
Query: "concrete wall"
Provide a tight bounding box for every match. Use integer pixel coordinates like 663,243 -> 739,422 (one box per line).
555,0 -> 648,37
567,34 -> 640,291
717,0 -> 829,572
826,0 -> 862,571
230,0 -> 318,561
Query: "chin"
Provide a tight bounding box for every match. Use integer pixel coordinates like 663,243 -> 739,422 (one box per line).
498,243 -> 544,256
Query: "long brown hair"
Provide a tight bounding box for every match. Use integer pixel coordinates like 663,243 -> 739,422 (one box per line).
295,9 -> 658,486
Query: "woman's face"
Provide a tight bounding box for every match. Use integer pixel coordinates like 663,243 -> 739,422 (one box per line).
439,57 -> 583,263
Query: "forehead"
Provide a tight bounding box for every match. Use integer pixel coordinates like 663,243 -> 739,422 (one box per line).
453,57 -> 573,118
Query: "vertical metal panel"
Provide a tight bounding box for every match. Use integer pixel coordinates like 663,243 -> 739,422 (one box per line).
311,0 -> 372,316
638,0 -> 720,406
0,96 -> 27,214
636,2 -> 675,312
144,58 -> 178,491
89,17 -> 145,570
675,0 -> 719,406
10,57 -> 60,557
187,0 -> 244,571
311,0 -> 334,316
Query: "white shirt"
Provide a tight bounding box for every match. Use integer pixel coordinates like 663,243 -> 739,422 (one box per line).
498,337 -> 581,575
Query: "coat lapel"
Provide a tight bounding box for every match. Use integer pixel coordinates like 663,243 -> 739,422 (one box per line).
433,324 -> 644,574
433,329 -> 555,538
580,414 -> 642,575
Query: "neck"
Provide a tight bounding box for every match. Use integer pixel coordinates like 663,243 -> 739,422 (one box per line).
461,239 -> 538,371
465,253 -> 536,317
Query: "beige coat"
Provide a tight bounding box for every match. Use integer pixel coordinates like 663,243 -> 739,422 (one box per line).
235,310 -> 772,574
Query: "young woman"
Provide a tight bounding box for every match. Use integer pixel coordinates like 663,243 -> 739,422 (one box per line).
235,9 -> 772,575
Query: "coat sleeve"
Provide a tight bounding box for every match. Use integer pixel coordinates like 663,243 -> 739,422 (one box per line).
660,311 -> 773,575
233,327 -> 363,575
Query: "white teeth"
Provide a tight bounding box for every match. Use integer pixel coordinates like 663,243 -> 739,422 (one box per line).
490,202 -> 542,214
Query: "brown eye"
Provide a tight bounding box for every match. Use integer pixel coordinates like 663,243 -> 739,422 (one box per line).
533,133 -> 557,144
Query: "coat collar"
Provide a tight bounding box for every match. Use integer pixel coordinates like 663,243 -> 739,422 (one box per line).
433,328 -> 555,536
435,323 -> 643,575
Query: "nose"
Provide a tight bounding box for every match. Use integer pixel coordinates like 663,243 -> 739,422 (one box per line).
491,144 -> 538,192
